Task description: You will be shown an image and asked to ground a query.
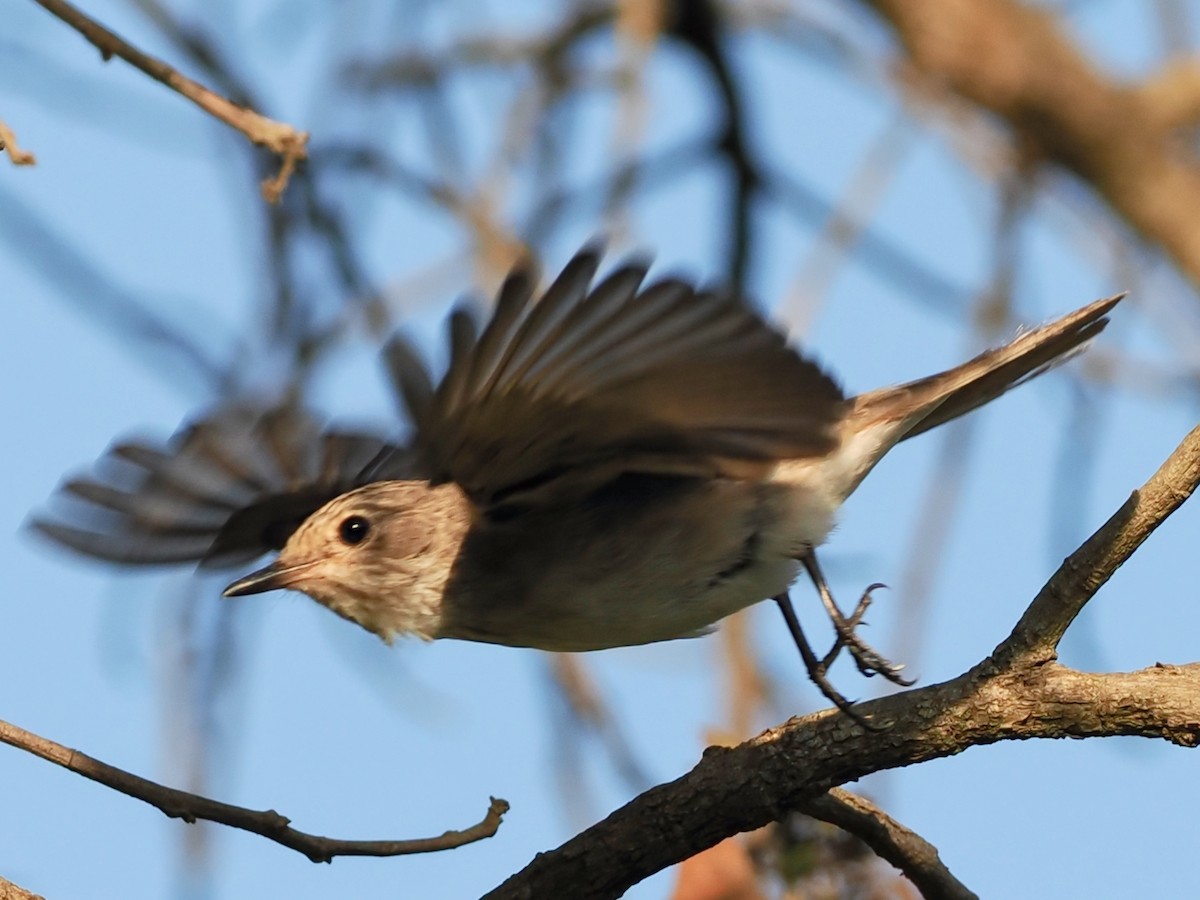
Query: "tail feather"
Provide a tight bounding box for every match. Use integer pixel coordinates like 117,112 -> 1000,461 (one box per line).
809,293 -> 1125,503
853,293 -> 1123,440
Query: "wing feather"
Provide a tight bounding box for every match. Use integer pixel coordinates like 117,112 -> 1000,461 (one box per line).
394,247 -> 846,510
32,404 -> 417,569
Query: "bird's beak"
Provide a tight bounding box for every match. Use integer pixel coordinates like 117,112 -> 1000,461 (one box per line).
222,559 -> 317,597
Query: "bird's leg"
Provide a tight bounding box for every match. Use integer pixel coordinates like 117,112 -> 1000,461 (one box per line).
800,552 -> 913,686
772,592 -> 880,730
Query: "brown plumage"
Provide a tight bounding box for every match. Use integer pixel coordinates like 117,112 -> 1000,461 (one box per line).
34,247 -> 1122,698
218,251 -> 1119,654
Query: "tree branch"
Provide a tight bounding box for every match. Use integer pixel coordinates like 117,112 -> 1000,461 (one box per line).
487,662 -> 1200,899
998,422 -> 1200,663
1137,57 -> 1200,128
485,421 -> 1200,898
800,789 -> 977,900
31,0 -> 306,201
0,875 -> 43,900
0,117 -> 36,166
0,717 -> 508,863
860,0 -> 1200,291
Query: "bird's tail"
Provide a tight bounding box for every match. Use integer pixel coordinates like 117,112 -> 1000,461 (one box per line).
821,293 -> 1124,501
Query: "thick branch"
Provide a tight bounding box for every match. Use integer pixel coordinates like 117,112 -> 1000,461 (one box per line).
487,420 -> 1200,898
0,875 -> 43,900
487,663 -> 1200,899
801,789 -> 977,900
32,0 -> 306,200
0,717 -> 507,863
862,0 -> 1200,289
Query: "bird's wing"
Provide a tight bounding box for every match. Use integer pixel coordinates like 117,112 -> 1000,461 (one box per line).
386,246 -> 846,512
32,404 -> 418,568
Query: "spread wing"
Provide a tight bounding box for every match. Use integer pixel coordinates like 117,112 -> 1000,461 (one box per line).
32,404 -> 417,568
386,247 -> 846,512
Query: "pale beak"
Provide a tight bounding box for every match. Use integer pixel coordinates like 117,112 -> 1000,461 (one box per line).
222,559 -> 317,597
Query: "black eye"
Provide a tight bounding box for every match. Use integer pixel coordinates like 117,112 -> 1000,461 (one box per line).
338,515 -> 371,545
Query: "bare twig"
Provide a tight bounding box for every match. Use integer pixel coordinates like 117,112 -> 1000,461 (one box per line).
800,789 -> 977,900
997,422 -> 1200,663
487,662 -> 1200,899
114,0 -> 369,340
0,117 -> 36,166
31,0 -> 307,201
0,717 -> 507,863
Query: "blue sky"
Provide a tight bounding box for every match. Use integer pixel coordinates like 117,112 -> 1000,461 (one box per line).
2,1 -> 1198,897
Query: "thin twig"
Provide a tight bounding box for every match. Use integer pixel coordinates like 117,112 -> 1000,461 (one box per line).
487,662 -> 1200,899
0,117 -> 36,166
0,717 -> 507,863
31,0 -> 307,201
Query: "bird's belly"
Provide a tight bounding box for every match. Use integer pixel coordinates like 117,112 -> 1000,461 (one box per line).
575,556 -> 803,650
449,555 -> 803,652
439,475 -> 826,652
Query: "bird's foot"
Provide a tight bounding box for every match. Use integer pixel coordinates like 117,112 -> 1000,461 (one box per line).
773,592 -> 884,731
820,582 -> 913,686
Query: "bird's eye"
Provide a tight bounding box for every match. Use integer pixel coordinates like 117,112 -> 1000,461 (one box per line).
338,515 -> 371,545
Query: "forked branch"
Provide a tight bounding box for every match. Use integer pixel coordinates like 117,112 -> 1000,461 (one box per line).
486,424 -> 1200,898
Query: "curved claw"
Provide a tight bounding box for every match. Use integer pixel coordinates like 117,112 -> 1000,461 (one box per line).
772,592 -> 886,731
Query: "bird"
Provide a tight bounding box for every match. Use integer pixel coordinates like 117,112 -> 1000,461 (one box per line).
33,246 -> 1122,721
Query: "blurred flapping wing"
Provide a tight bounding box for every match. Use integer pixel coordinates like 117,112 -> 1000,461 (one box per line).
32,404 -> 417,568
386,247 -> 846,513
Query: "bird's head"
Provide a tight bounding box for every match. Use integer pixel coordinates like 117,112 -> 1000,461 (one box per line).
223,481 -> 469,642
